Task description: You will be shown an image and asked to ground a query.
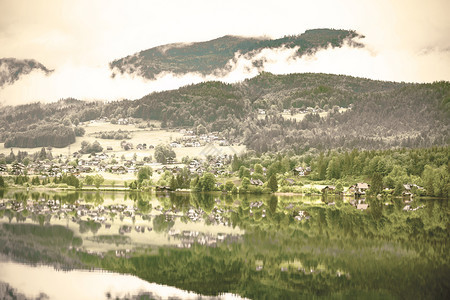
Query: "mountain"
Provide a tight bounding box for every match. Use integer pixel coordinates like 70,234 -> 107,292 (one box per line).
110,29 -> 363,79
0,58 -> 53,88
1,73 -> 448,152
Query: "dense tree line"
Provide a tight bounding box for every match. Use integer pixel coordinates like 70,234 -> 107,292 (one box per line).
94,130 -> 131,140
80,141 -> 103,154
232,146 -> 449,197
4,124 -> 75,148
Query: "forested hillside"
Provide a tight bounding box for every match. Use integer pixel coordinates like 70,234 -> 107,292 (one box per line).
110,29 -> 363,79
0,99 -> 96,148
0,73 -> 449,152
0,58 -> 53,87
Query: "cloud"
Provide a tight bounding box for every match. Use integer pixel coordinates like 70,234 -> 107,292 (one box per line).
1,0 -> 449,106
2,38 -> 450,106
0,64 -> 203,106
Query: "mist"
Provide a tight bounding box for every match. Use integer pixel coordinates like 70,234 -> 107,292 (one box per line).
2,38 -> 449,107
0,0 -> 449,106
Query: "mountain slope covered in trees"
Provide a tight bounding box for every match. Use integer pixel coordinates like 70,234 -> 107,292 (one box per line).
0,58 -> 53,88
1,73 -> 449,152
110,29 -> 363,79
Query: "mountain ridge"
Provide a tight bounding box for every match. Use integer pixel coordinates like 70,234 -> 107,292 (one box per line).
109,29 -> 364,80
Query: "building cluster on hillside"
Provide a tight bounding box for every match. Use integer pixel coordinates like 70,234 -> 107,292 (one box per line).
172,129 -> 231,148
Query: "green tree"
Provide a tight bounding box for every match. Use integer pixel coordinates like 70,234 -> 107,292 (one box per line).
137,166 -> 153,183
198,173 -> 216,192
267,162 -> 282,179
326,157 -> 341,179
335,182 -> 343,195
370,172 -> 383,195
39,147 -> 47,160
154,144 -> 176,164
231,154 -> 241,172
394,182 -> 404,196
281,157 -> 290,173
224,181 -> 235,192
241,177 -> 250,190
268,175 -> 278,192
0,176 -> 5,188
80,140 -> 103,154
170,176 -> 178,191
93,174 -> 104,189
85,175 -> 94,186
239,166 -> 250,179
254,164 -> 264,175
31,176 -> 40,186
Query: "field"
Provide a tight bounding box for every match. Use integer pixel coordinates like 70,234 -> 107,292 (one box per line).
0,121 -> 246,162
280,108 -> 349,122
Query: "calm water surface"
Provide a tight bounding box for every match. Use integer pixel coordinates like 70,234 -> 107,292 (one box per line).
0,190 -> 448,299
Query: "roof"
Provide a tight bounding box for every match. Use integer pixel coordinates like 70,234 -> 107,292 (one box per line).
356,183 -> 369,189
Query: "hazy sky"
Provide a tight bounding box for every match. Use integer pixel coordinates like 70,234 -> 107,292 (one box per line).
0,0 -> 449,105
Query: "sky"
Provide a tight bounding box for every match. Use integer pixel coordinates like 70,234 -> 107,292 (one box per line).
0,0 -> 449,105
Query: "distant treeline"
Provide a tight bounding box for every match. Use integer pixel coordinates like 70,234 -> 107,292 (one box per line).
3,124 -> 75,148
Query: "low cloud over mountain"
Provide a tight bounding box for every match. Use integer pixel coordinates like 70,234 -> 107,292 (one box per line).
0,58 -> 53,88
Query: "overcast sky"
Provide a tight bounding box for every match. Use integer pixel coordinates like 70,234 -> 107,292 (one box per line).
0,0 -> 449,105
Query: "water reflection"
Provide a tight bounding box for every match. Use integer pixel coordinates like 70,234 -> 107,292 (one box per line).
0,190 -> 449,299
0,260 -> 245,300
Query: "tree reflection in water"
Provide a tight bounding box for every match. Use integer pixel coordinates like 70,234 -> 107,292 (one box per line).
0,190 -> 448,299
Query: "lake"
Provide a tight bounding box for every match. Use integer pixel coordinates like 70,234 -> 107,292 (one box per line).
0,190 -> 448,299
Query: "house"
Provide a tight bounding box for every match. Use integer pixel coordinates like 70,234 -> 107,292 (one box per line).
12,162 -> 26,175
285,178 -> 295,185
156,186 -> 171,192
294,166 -> 305,176
110,166 -> 127,174
117,118 -> 128,125
78,166 -> 93,173
322,185 -> 336,193
96,153 -> 109,160
403,184 -> 412,196
294,166 -> 311,176
355,183 -> 370,195
250,178 -> 264,186
170,142 -> 181,148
